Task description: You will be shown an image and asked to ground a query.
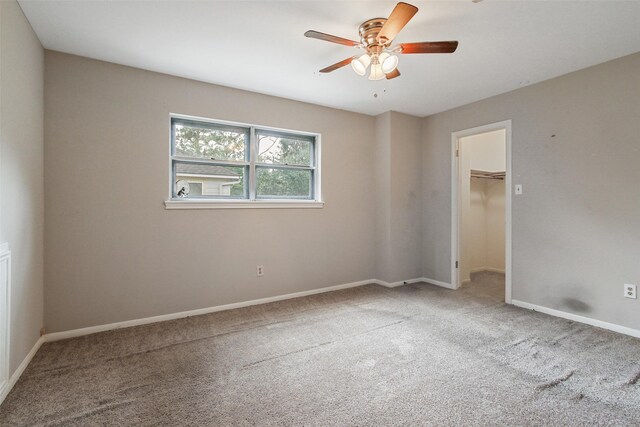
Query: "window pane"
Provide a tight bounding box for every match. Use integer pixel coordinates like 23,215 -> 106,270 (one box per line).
174,162 -> 245,198
188,182 -> 202,196
256,167 -> 312,198
257,133 -> 312,166
174,122 -> 247,161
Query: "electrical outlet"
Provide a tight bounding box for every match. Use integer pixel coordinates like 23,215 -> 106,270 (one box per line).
624,284 -> 636,299
257,265 -> 264,277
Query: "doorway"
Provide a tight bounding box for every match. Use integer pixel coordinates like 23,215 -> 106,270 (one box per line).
451,121 -> 512,303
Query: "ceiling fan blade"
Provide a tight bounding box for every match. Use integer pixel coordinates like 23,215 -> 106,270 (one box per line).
385,69 -> 401,80
399,41 -> 459,54
319,57 -> 356,73
377,2 -> 419,44
304,30 -> 359,47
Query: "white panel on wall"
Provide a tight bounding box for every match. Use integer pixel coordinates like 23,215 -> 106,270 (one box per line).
0,242 -> 11,397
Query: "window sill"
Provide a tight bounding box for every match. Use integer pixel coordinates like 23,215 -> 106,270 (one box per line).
164,199 -> 324,210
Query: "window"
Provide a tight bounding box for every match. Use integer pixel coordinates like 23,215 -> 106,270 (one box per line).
168,116 -> 322,209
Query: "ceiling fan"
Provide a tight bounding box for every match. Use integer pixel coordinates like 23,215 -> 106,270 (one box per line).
304,2 -> 458,81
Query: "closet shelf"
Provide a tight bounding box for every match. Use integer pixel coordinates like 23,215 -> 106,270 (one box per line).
470,169 -> 505,180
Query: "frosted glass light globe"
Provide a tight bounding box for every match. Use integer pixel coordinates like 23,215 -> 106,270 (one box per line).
351,54 -> 371,76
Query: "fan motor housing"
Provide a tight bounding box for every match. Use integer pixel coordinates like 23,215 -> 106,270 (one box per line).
359,18 -> 388,50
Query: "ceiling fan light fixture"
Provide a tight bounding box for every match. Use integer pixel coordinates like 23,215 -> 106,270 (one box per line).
305,2 -> 459,81
351,54 -> 371,76
381,53 -> 399,73
368,62 -> 385,81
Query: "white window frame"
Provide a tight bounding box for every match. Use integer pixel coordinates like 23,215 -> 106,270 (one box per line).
165,114 -> 323,210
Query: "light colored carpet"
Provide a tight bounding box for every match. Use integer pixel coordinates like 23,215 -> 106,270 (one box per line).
1,272 -> 640,426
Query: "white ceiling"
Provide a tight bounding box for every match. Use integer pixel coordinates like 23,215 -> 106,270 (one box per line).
18,1 -> 640,117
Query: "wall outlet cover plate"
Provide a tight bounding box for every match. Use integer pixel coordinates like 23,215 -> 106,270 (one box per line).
624,284 -> 636,299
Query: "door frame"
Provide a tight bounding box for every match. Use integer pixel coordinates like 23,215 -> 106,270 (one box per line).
451,120 -> 512,303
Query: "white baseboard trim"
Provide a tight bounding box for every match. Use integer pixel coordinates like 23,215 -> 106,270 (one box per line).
373,278 -> 424,288
0,336 -> 44,406
374,277 -> 456,290
45,279 -> 376,342
47,276 -> 458,342
511,299 -> 640,339
420,277 -> 457,290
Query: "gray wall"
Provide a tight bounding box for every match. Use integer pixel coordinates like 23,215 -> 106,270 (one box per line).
42,43 -> 640,334
44,52 -> 377,332
422,52 -> 640,330
388,112 -> 423,282
374,112 -> 391,282
374,112 -> 423,284
0,0 -> 44,373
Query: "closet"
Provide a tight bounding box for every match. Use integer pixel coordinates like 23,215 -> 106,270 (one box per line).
459,130 -> 506,285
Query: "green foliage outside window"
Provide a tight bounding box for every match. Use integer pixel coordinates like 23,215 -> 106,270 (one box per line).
174,122 -> 314,199
257,135 -> 312,197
